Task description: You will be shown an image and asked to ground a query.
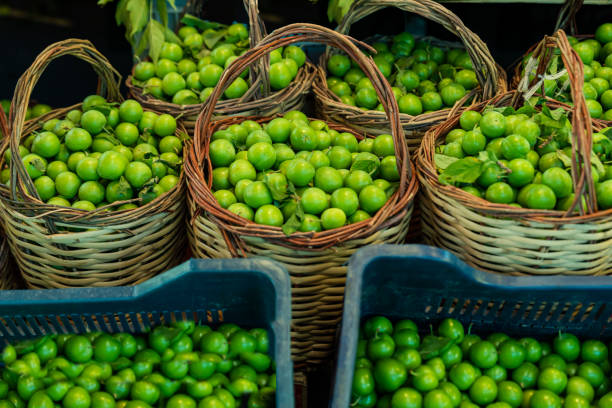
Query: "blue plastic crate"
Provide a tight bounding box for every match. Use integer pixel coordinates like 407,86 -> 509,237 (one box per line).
332,244 -> 612,408
0,258 -> 294,408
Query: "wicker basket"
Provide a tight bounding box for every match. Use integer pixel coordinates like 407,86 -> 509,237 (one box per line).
511,0 -> 610,127
125,0 -> 316,134
312,0 -> 507,153
186,23 -> 418,366
0,106 -> 19,289
417,30 -> 612,276
0,39 -> 187,289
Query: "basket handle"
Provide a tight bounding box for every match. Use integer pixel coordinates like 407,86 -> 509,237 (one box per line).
194,23 -> 410,189
519,29 -> 595,215
244,0 -> 267,46
554,0 -> 583,35
330,0 -> 501,100
0,104 -> 7,141
8,39 -> 122,202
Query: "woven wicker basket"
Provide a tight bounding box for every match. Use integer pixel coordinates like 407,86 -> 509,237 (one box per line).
510,1 -> 610,127
186,23 -> 418,366
417,30 -> 612,276
312,0 -> 507,153
126,0 -> 316,134
0,106 -> 19,289
0,39 -> 187,289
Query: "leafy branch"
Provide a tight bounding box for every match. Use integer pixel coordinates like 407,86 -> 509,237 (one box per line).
326,0 -> 355,24
98,0 -> 178,62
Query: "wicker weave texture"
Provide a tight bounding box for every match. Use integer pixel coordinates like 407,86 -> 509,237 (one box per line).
416,31 -> 610,276
0,39 -> 187,288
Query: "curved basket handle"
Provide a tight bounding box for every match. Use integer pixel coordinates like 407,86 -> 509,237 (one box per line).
194,23 -> 409,189
519,30 -> 595,215
0,105 -> 8,141
8,39 -> 122,202
331,0 -> 501,100
555,0 -> 583,35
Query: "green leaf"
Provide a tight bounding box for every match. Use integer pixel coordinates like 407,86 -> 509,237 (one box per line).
134,28 -> 149,58
148,20 -> 166,63
97,132 -> 120,145
156,0 -> 168,28
126,0 -> 149,38
602,128 -> 612,138
287,182 -> 297,195
30,157 -> 47,173
535,111 -> 564,129
419,336 -> 454,360
516,104 -> 538,116
434,154 -> 459,171
115,0 -> 128,26
351,159 -> 378,175
14,337 -> 44,355
181,14 -> 227,31
295,201 -> 305,219
165,27 -> 182,45
264,174 -> 288,202
111,357 -> 133,371
282,213 -> 301,236
336,0 -> 355,23
439,157 -> 483,186
556,150 -> 573,167
98,0 -> 116,5
478,150 -> 498,164
541,104 -> 566,121
203,29 -> 227,50
592,152 -> 605,176
131,78 -> 147,87
484,106 -> 515,116
167,0 -> 176,8
549,56 -> 559,75
327,0 -> 338,22
235,39 -> 250,49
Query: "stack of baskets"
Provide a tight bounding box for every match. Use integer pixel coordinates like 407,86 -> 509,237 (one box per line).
416,29 -> 612,276
126,0 -> 316,134
185,23 -> 418,366
0,40 -> 187,288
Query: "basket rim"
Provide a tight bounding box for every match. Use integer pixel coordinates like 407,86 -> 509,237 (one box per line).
416,90 -> 609,224
124,60 -> 317,118
313,57 -> 509,127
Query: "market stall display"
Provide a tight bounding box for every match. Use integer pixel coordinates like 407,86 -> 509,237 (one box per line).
0,40 -> 186,288
186,23 -> 417,366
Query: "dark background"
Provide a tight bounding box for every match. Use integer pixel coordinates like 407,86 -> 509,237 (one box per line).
0,0 -> 610,108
